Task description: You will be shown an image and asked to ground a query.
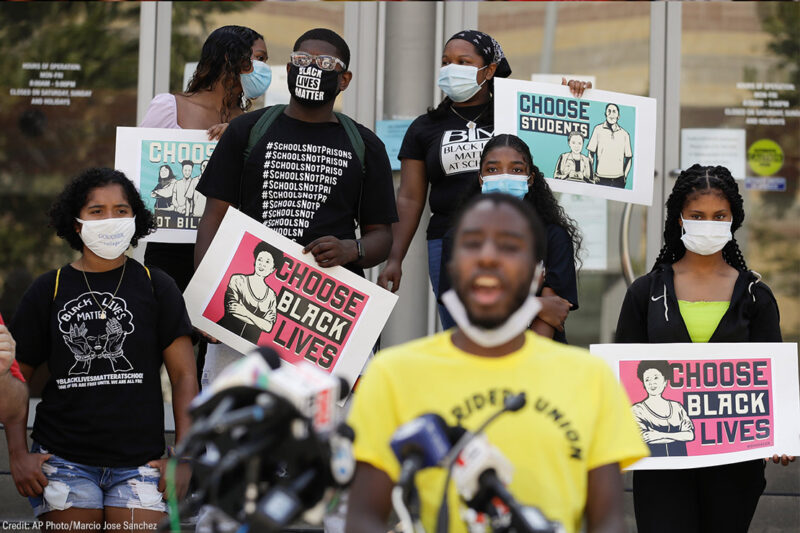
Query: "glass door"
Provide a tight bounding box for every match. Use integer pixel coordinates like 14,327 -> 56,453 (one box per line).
0,2 -> 142,323
478,2 -> 653,346
678,2 -> 799,345
675,3 -> 799,529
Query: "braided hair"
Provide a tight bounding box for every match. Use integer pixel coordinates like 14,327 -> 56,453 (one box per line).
459,134 -> 583,265
652,164 -> 748,271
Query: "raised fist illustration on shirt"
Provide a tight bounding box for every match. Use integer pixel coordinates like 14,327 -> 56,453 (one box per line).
104,318 -> 133,372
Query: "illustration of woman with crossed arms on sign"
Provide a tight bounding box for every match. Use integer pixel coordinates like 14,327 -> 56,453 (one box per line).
631,360 -> 694,457
217,241 -> 283,344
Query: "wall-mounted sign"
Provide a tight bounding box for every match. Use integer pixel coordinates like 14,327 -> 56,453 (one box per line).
747,139 -> 784,177
680,129 -> 746,180
9,62 -> 91,107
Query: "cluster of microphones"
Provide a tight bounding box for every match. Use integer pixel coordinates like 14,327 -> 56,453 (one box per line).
389,396 -> 565,533
167,347 -> 563,533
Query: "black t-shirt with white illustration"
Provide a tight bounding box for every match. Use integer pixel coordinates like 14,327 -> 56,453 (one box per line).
11,260 -> 192,467
398,104 -> 493,240
197,108 -> 398,276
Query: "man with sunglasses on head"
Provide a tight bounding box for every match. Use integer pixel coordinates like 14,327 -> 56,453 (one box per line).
195,28 -> 397,386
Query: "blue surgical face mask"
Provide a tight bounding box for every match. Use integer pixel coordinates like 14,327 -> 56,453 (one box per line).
241,60 -> 272,99
438,64 -> 487,103
481,174 -> 530,199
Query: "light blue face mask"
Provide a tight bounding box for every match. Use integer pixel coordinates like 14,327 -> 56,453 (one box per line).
481,174 -> 530,199
438,64 -> 488,103
241,60 -> 272,99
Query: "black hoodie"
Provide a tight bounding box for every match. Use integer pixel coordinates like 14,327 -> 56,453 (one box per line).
615,263 -> 781,344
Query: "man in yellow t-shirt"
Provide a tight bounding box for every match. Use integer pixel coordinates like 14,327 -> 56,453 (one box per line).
346,194 -> 648,533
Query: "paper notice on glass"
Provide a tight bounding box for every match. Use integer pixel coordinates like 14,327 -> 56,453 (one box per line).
559,193 -> 607,271
680,129 -> 746,180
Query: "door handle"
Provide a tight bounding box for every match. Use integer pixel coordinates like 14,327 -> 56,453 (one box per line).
620,202 -> 636,286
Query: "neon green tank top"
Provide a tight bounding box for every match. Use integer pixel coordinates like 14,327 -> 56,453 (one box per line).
678,300 -> 730,343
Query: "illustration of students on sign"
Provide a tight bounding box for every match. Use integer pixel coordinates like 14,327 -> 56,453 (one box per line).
631,360 -> 695,457
151,164 -> 177,209
216,241 -> 282,344
553,131 -> 593,183
587,103 -> 633,189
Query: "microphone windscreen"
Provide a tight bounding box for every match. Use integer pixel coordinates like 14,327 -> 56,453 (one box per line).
255,347 -> 282,370
504,392 -> 526,412
446,424 -> 468,445
337,377 -> 351,401
337,422 -> 355,441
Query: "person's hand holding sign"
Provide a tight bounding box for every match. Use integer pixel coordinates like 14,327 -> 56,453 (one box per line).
303,236 -> 359,268
562,77 -> 592,98
767,454 -> 795,466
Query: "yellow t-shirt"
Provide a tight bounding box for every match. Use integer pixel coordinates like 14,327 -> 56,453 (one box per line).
348,331 -> 649,533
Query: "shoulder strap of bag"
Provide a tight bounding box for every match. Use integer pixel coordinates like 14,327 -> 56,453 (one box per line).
333,111 -> 365,172
243,104 -> 287,164
239,105 -> 287,208
334,111 -> 366,228
53,268 -> 61,301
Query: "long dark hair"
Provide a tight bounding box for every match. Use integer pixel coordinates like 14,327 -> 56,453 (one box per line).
185,25 -> 264,122
460,134 -> 582,265
157,164 -> 175,185
652,164 -> 747,271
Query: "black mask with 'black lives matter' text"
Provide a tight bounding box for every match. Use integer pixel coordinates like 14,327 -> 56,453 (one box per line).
287,64 -> 340,107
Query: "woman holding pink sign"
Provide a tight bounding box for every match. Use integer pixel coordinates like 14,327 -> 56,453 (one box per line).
631,360 -> 694,457
615,164 -> 792,533
216,241 -> 282,344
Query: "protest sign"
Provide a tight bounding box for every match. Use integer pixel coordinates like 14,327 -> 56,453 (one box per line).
115,127 -> 216,243
590,343 -> 800,470
494,79 -> 656,205
184,207 -> 398,389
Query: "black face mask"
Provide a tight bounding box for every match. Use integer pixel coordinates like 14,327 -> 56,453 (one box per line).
287,64 -> 341,107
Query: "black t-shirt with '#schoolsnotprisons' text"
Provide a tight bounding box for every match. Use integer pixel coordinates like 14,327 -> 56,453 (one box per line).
398,104 -> 493,240
10,260 -> 192,467
197,107 -> 398,277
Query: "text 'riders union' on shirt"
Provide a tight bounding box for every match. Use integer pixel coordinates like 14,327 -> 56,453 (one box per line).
348,331 -> 649,533
197,108 -> 398,274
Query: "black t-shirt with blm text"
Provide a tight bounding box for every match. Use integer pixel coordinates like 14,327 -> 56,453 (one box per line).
197,108 -> 398,276
398,104 -> 493,240
11,260 -> 192,467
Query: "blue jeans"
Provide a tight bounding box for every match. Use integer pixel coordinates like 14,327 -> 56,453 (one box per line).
427,239 -> 456,330
28,442 -> 166,516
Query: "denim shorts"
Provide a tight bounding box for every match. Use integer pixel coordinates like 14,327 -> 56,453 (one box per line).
28,442 -> 166,516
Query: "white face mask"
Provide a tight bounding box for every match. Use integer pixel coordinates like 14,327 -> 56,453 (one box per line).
76,217 -> 136,260
438,64 -> 488,103
680,217 -> 732,256
441,262 -> 544,348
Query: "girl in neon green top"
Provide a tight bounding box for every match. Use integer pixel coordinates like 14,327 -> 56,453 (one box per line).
616,164 -> 793,533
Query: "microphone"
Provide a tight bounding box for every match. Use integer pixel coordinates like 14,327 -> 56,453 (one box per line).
264,359 -> 345,436
329,423 -> 356,486
189,347 -> 346,437
177,347 -> 355,531
389,414 -> 454,533
390,414 -> 452,490
452,434 -> 513,502
436,392 -> 528,533
189,346 -> 278,418
453,437 -> 564,533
